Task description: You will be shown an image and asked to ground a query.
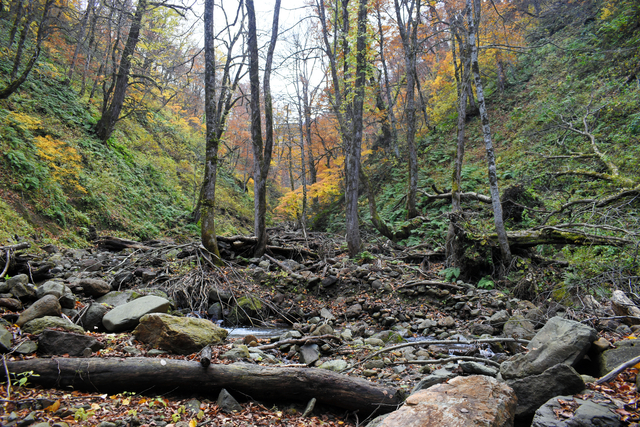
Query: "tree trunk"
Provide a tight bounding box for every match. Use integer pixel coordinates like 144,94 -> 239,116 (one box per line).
4,358 -> 403,416
469,0 -> 511,269
247,0 -> 281,257
445,17 -> 471,266
94,0 -> 147,142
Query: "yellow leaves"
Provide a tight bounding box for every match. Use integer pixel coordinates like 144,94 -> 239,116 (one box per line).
34,135 -> 86,193
188,419 -> 197,427
6,111 -> 42,132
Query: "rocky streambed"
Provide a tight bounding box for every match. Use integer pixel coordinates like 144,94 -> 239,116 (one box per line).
1,234 -> 640,426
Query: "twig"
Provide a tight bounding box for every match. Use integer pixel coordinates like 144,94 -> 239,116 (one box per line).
257,334 -> 342,351
2,355 -> 10,400
596,355 -> 640,385
395,356 -> 500,368
350,337 -> 529,369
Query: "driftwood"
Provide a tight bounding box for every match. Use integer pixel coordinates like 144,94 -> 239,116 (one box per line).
4,357 -> 402,416
596,354 -> 640,385
397,280 -> 465,291
96,236 -> 154,252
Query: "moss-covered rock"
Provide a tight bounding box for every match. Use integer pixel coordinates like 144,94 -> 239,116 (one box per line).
227,296 -> 263,325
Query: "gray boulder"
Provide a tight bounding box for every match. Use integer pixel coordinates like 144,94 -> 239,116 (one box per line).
38,330 -> 103,357
16,295 -> 61,327
102,295 -> 170,332
378,375 -> 516,427
132,313 -> 227,354
503,315 -> 536,340
460,361 -> 499,376
489,310 -> 511,328
78,278 -> 111,297
318,359 -> 348,372
507,363 -> 585,419
35,281 -> 68,299
501,316 -> 597,380
532,393 -> 621,427
21,316 -> 85,335
5,274 -> 28,290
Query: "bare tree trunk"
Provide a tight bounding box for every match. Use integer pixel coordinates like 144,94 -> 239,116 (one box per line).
394,0 -> 421,219
200,0 -> 245,260
446,21 -> 471,266
469,0 -> 511,269
247,0 -> 281,257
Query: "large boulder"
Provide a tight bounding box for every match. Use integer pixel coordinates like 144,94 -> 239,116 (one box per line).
133,313 -> 228,354
35,281 -> 75,309
532,393 -> 621,427
38,330 -> 103,357
16,295 -> 61,327
102,295 -> 170,332
507,363 -> 585,419
501,316 -> 597,380
379,375 -> 516,427
21,316 -> 85,335
611,290 -> 640,325
0,324 -> 11,352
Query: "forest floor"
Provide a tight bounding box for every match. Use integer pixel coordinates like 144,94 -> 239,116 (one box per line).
2,229 -> 640,426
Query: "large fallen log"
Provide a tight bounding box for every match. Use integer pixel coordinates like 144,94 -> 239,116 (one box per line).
482,226 -> 633,249
5,357 -> 402,416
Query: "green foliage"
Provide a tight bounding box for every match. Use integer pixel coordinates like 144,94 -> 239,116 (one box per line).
438,267 -> 461,282
9,370 -> 39,387
477,276 -> 494,290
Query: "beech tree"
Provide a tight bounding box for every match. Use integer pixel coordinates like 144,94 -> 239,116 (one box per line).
246,0 -> 282,257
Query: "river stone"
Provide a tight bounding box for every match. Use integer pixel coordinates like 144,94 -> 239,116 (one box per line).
133,313 -> 227,354
531,393 -> 621,427
611,290 -> 640,325
312,323 -> 334,336
102,295 -> 171,332
35,281 -> 68,299
78,302 -> 109,331
221,345 -> 250,361
11,281 -> 37,299
38,330 -> 103,356
320,307 -> 336,321
379,375 -> 516,427
503,315 -> 536,340
345,303 -> 363,318
0,324 -> 11,351
227,296 -> 262,325
299,343 -> 321,365
501,316 -> 597,380
96,290 -> 140,307
217,388 -> 242,413
459,361 -> 499,376
489,310 -> 511,328
15,339 -> 38,354
21,316 -> 85,335
411,368 -> 457,393
6,274 -> 28,289
319,359 -> 348,371
507,363 -> 585,419
0,298 -> 21,311
16,295 -> 61,327
598,339 -> 640,377
78,278 -> 111,297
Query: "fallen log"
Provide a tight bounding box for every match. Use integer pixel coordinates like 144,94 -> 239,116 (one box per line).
4,357 -> 402,416
480,226 -> 633,249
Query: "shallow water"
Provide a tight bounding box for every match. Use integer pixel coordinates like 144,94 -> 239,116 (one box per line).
223,326 -> 291,339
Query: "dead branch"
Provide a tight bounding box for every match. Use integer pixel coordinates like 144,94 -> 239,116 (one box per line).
399,356 -> 500,368
257,334 -> 342,351
596,354 -> 640,385
418,189 -> 492,204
